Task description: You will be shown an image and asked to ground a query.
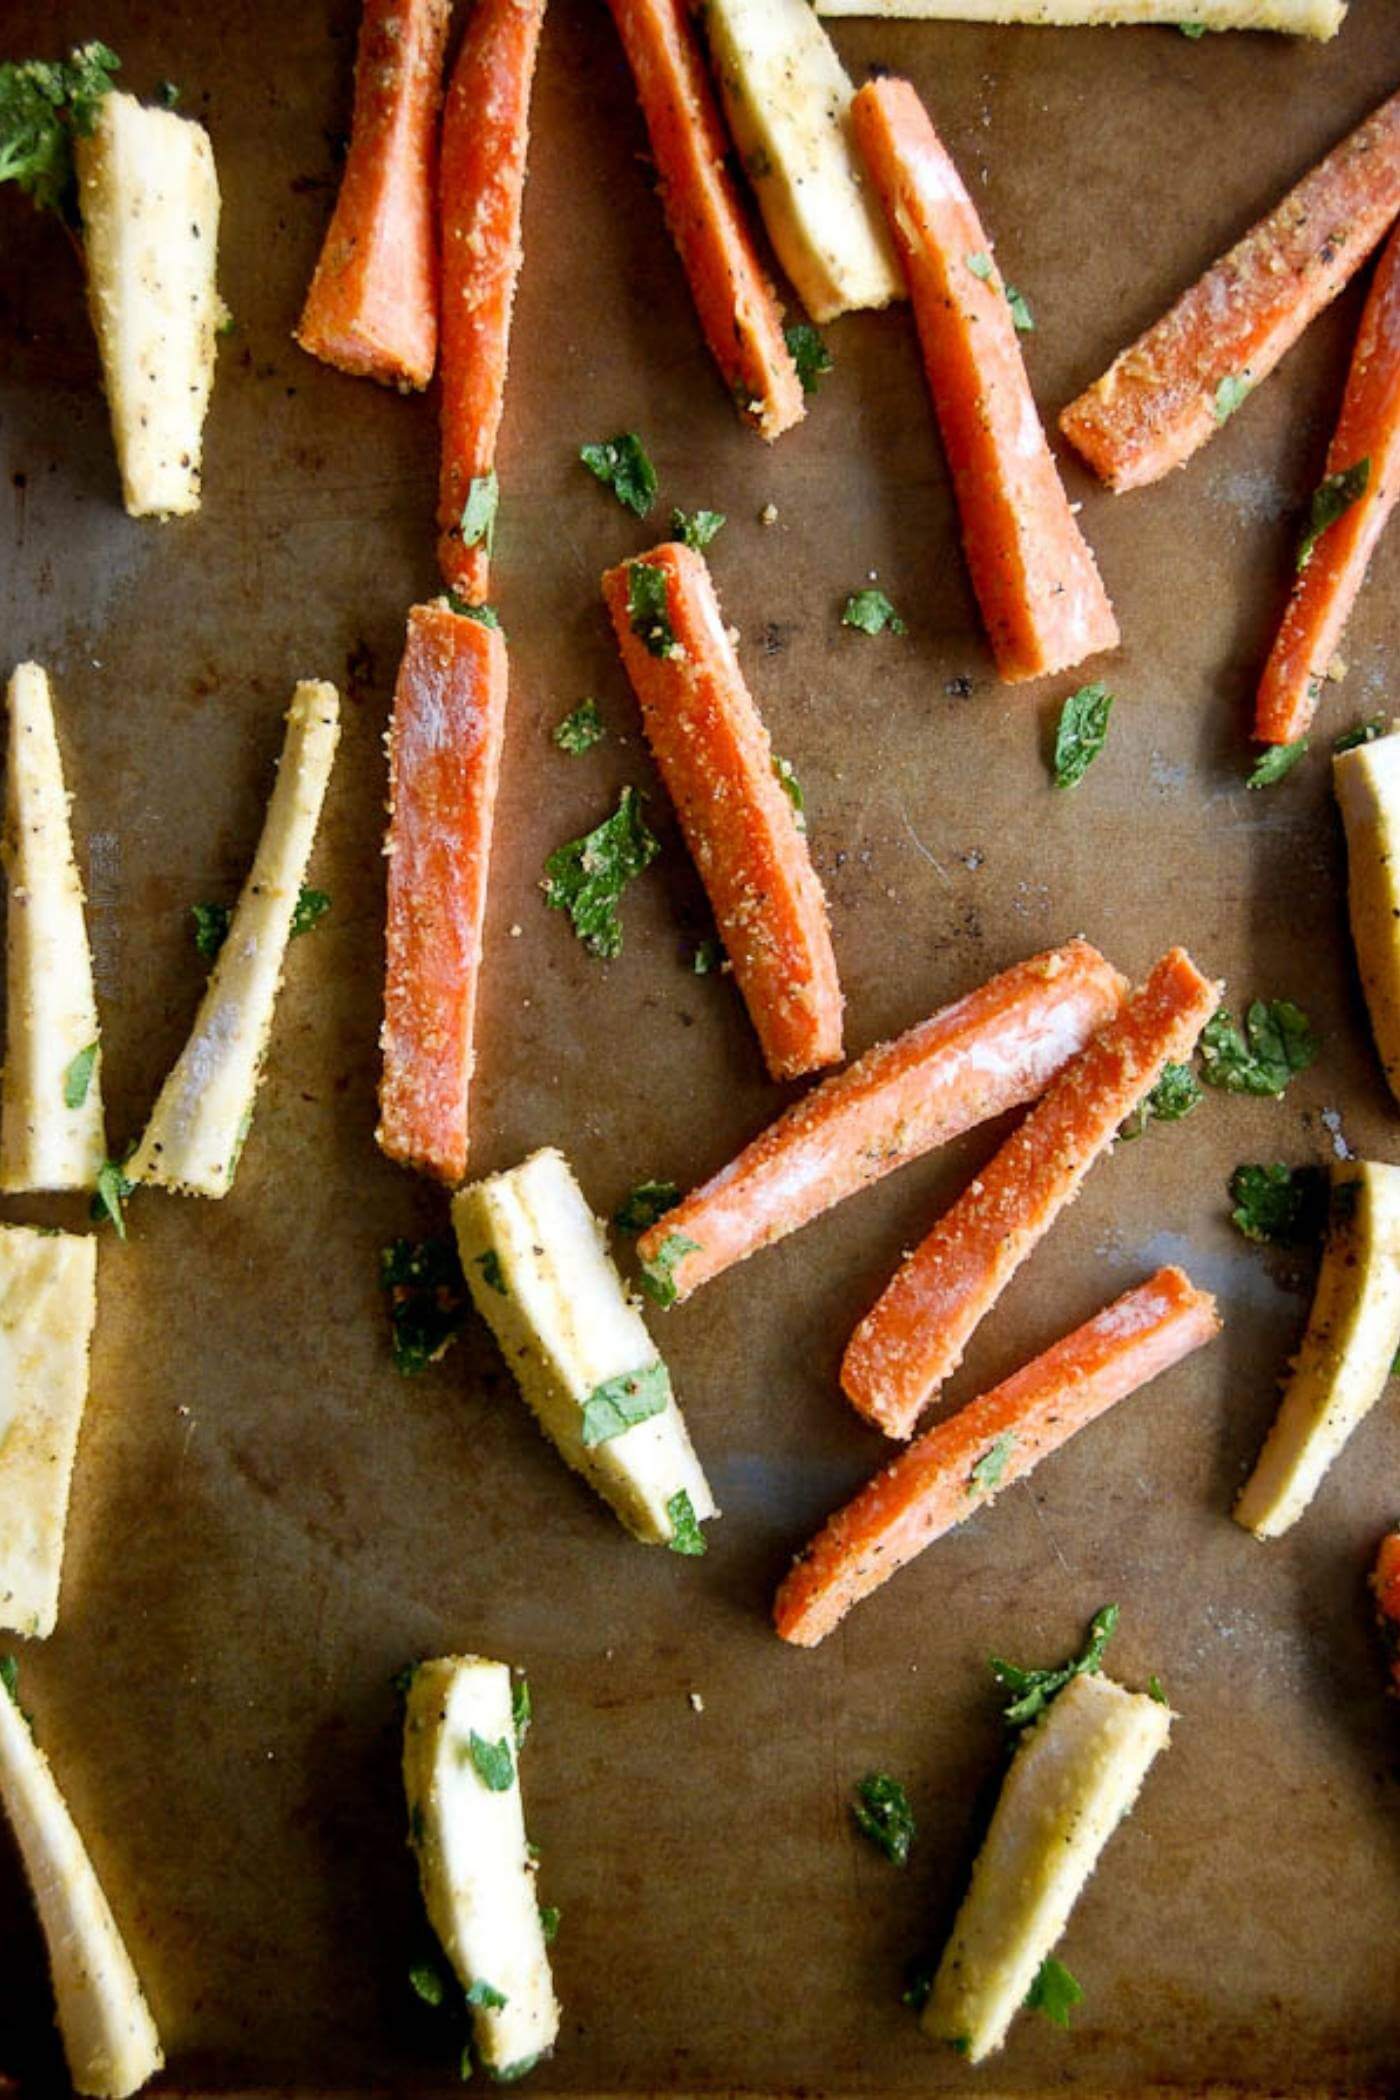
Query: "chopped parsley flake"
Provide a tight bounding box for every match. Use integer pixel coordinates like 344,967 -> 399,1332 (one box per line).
990,1603 -> 1119,1728
1122,1060 -> 1204,1140
0,1656 -> 17,1704
553,699 -> 605,755
579,432 -> 657,517
290,886 -> 331,938
665,1487 -> 707,1556
446,595 -> 503,631
639,1229 -> 701,1308
851,1773 -> 916,1866
0,41 -> 119,218
1334,717 -> 1387,753
409,1962 -> 447,2007
466,1732 -> 515,1792
191,901 -> 231,958
691,938 -> 723,975
967,1431 -> 1015,1497
538,1903 -> 560,1944
1200,1000 -> 1317,1097
1247,740 -> 1307,789
772,754 -> 806,829
90,1149 -> 136,1239
965,250 -> 994,280
613,1181 -> 681,1235
155,78 -> 180,107
669,507 -> 726,550
1025,1956 -> 1083,2028
379,1237 -> 468,1375
474,1248 -> 509,1297
489,2054 -> 543,2084
62,1041 -> 98,1109
460,468 -> 499,555
511,1675 -> 531,1749
466,1979 -> 508,2010
1052,683 -> 1113,788
784,321 -> 832,394
542,786 -> 661,959
1005,283 -> 1035,333
1298,458 -> 1369,570
626,561 -> 675,658
1227,1162 -> 1326,1245
1213,372 -> 1251,423
1148,1674 -> 1168,1704
580,1360 -> 671,1447
842,589 -> 906,636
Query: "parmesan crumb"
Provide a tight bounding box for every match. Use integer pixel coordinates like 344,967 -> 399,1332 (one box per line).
689,1691 -> 705,1714
760,503 -> 779,526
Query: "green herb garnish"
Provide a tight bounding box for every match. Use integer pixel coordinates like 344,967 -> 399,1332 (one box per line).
460,469 -> 499,556
639,1230 -> 701,1308
851,1773 -> 916,1866
1025,1956 -> 1083,2028
447,595 -> 503,631
967,1431 -> 1015,1497
669,507 -> 726,550
1148,1674 -> 1168,1703
1297,458 -> 1369,570
290,886 -> 331,938
1122,1060 -> 1204,1140
965,251 -> 994,280
1005,283 -> 1035,333
990,1603 -> 1119,1728
1214,372 -> 1251,423
579,432 -> 657,517
191,901 -> 231,958
0,1656 -> 18,1704
62,1041 -> 98,1109
538,1903 -> 560,1943
155,78 -> 181,106
0,42 -> 119,217
613,1181 -> 681,1234
410,1962 -> 447,2007
1052,683 -> 1113,788
1227,1162 -> 1326,1245
474,1248 -> 509,1297
553,699 -> 605,755
466,1980 -> 508,2010
1334,717 -> 1387,754
1247,740 -> 1307,789
467,1732 -> 514,1792
772,755 -> 806,829
842,589 -> 906,636
489,2055 -> 543,2084
379,1237 -> 468,1375
90,1150 -> 135,1239
784,321 -> 833,395
580,1360 -> 671,1447
691,938 -> 723,975
542,786 -> 660,960
1178,19 -> 1208,33
626,561 -> 675,658
1200,1000 -> 1317,1097
665,1487 -> 707,1555
511,1676 -> 531,1749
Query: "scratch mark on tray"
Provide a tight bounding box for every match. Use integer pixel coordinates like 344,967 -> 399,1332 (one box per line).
1022,1482 -> 1073,1580
897,804 -> 952,888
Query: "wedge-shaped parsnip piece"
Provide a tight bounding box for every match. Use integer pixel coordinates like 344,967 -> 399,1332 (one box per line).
700,0 -> 901,323
403,1656 -> 558,2078
1236,1160 -> 1400,1539
1,665 -> 106,1193
815,0 -> 1343,32
453,1148 -> 717,1547
74,90 -> 223,519
0,1226 -> 97,1638
925,1672 -> 1171,2063
0,1674 -> 162,2097
130,682 -> 340,1198
1336,734 -> 1400,1105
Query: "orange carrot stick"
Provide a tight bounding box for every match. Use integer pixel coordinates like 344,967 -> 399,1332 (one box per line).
1256,224 -> 1400,745
777,1267 -> 1219,1648
851,78 -> 1118,685
295,0 -> 451,391
603,0 -> 805,442
634,939 -> 1127,1304
842,948 -> 1220,1438
603,541 -> 842,1083
1061,91 -> 1400,494
435,0 -> 546,602
377,602 -> 508,1185
1373,1530 -> 1400,1695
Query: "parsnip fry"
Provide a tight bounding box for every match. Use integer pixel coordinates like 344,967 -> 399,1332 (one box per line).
0,1226 -> 97,1639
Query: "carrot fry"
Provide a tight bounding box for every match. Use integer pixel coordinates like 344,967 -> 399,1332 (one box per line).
634,939 -> 1127,1304
852,78 -> 1118,683
1060,91 -> 1400,493
295,0 -> 451,391
778,1267 -> 1218,1647
603,0 -> 805,442
435,0 -> 546,602
1373,1529 -> 1400,1695
602,541 -> 842,1082
1255,223 -> 1400,745
377,601 -> 509,1186
842,948 -> 1219,1438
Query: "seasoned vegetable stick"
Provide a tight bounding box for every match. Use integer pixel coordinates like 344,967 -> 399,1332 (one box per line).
0,1671 -> 163,2097
602,543 -> 843,1083
1335,731 -> 1400,1105
1236,1160 -> 1400,1539
453,1148 -> 717,1548
852,78 -> 1119,683
403,1657 -> 559,2078
699,0 -> 901,324
0,1226 -> 98,1640
435,0 -> 546,600
1256,222 -> 1400,746
924,1671 -> 1172,2063
635,940 -> 1127,1304
842,948 -> 1219,1437
378,604 -> 508,1186
1060,90 -> 1400,491
130,682 -> 340,1198
1373,1530 -> 1400,1694
604,0 -> 804,439
777,1268 -> 1218,1648
816,0 -> 1344,28
295,0 -> 451,391
75,89 -> 223,518
1,664 -> 106,1193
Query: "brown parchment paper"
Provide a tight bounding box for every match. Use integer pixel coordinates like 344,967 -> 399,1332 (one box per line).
1,1 -> 1399,2091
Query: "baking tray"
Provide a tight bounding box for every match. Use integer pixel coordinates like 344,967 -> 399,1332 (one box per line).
1,1 -> 1398,2091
